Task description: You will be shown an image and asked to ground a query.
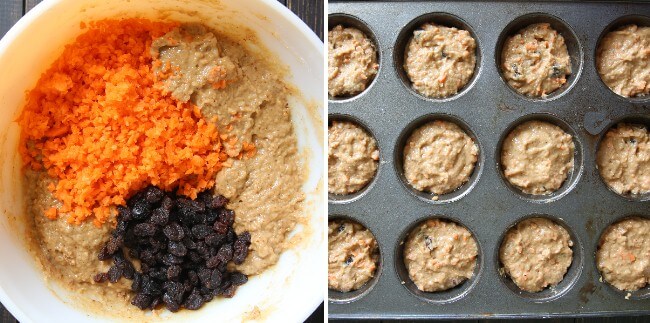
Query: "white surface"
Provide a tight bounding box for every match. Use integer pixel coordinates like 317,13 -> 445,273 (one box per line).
0,0 -> 324,322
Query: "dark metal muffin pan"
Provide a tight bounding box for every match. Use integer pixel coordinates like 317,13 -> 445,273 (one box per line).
328,0 -> 650,319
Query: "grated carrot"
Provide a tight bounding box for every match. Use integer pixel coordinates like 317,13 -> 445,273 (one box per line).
18,19 -> 227,226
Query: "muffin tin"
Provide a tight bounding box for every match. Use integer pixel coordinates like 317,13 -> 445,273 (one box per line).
328,0 -> 650,319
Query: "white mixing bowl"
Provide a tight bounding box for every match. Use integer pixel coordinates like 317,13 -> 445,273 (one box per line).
0,0 -> 324,322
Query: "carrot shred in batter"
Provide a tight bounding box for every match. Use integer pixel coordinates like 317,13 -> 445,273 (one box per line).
18,19 -> 226,226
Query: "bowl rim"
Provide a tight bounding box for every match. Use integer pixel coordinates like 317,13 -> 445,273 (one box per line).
0,0 -> 324,322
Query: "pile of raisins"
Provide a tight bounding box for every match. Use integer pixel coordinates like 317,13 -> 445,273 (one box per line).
95,186 -> 251,312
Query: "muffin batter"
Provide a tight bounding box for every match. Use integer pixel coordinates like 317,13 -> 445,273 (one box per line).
501,23 -> 571,97
328,121 -> 379,195
404,23 -> 477,98
596,217 -> 650,291
404,219 -> 478,292
596,123 -> 650,196
501,121 -> 575,195
22,23 -> 306,314
328,25 -> 379,97
597,25 -> 650,98
403,120 -> 478,195
499,218 -> 573,292
328,220 -> 379,292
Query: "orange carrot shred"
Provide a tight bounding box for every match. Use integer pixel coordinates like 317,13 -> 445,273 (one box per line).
18,19 -> 225,226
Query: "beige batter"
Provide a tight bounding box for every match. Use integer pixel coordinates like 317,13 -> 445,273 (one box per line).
501,23 -> 571,97
596,217 -> 650,291
404,23 -> 476,98
328,25 -> 379,97
596,123 -> 650,196
23,23 -> 305,311
499,218 -> 573,292
403,219 -> 478,292
328,121 -> 379,195
597,25 -> 650,98
501,120 -> 575,195
403,120 -> 478,195
328,220 -> 379,292
151,24 -> 305,275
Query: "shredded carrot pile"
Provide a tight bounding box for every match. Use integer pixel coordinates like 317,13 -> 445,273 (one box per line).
18,19 -> 227,226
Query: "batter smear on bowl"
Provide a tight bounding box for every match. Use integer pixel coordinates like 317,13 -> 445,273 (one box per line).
18,19 -> 305,314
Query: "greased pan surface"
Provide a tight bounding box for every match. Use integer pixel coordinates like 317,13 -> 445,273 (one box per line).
328,1 -> 650,319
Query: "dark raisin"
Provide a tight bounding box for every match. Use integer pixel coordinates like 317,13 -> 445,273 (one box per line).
230,272 -> 248,286
131,199 -> 151,220
164,281 -> 184,301
150,207 -> 169,226
344,255 -> 354,265
183,237 -> 198,250
139,250 -> 155,265
131,273 -> 142,292
161,195 -> 173,210
206,256 -> 221,269
198,268 -> 211,286
191,224 -> 212,240
98,245 -> 111,261
131,294 -> 152,310
196,242 -> 210,259
162,254 -> 184,266
93,273 -> 108,283
141,277 -> 162,296
145,186 -> 164,204
424,235 -> 433,251
163,222 -> 185,241
122,262 -> 135,280
225,229 -> 236,243
213,221 -> 229,235
188,270 -> 199,287
218,209 -> 235,226
188,251 -> 202,264
176,198 -> 205,220
216,244 -> 233,263
184,289 -> 204,310
208,270 -> 222,289
115,220 -> 128,236
337,224 -> 345,233
150,297 -> 162,310
221,284 -> 237,298
511,63 -> 521,77
117,205 -> 132,222
106,236 -> 122,255
550,65 -> 564,78
108,266 -> 122,283
210,195 -> 228,209
133,223 -> 156,236
206,208 -> 219,223
233,232 -> 251,265
205,233 -> 224,247
168,241 -> 187,257
167,265 -> 182,280
150,268 -> 167,281
163,293 -> 180,312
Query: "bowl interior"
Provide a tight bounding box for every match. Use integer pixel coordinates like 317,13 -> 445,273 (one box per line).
0,0 -> 324,322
